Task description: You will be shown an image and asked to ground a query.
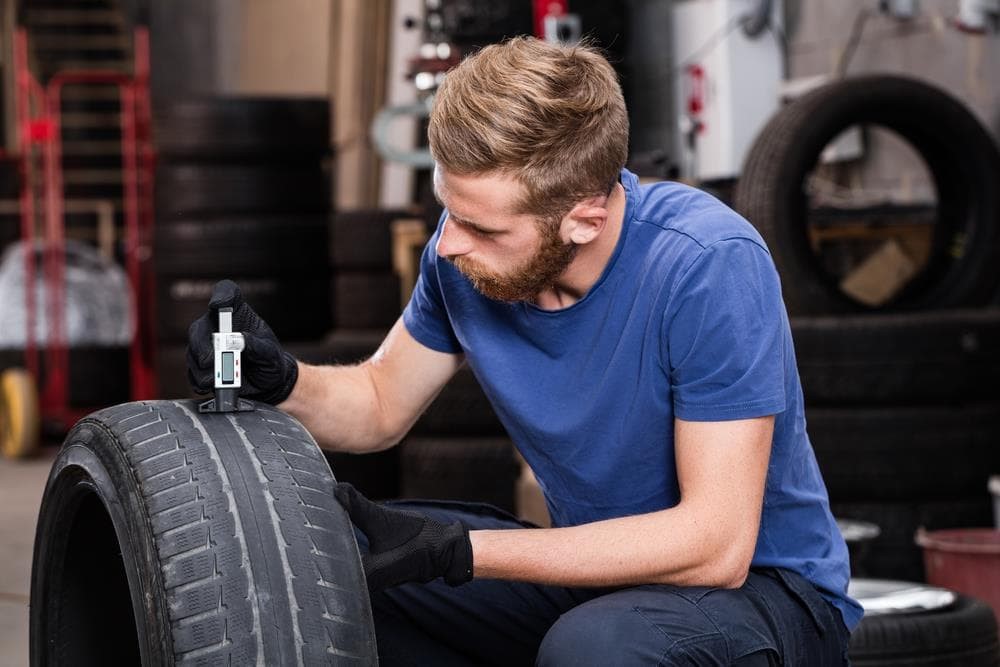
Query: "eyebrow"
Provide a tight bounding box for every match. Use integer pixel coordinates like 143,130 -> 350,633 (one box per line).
450,213 -> 499,235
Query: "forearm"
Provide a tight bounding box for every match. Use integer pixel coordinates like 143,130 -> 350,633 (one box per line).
279,361 -> 400,453
469,505 -> 756,589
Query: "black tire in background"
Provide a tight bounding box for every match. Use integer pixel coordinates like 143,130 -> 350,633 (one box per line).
155,216 -> 330,277
30,399 -> 377,665
156,163 -> 330,218
401,437 -> 520,513
155,97 -> 331,160
734,75 -> 1000,315
332,273 -> 401,330
791,308 -> 1000,405
332,210 -> 413,271
807,403 -> 1000,502
849,593 -> 999,666
412,367 -> 505,437
156,276 -> 332,343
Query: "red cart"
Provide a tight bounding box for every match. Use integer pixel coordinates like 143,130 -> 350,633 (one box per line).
0,27 -> 157,458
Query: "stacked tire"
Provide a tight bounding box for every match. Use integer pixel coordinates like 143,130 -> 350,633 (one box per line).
154,97 -> 333,345
330,209 -> 405,330
735,75 -> 1000,665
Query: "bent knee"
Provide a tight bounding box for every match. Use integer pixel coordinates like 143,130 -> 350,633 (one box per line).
536,599 -> 727,666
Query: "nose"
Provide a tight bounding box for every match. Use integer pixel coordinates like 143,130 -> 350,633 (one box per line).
436,218 -> 471,259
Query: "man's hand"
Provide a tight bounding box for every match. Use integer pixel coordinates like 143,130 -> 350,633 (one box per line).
335,483 -> 473,592
187,279 -> 299,405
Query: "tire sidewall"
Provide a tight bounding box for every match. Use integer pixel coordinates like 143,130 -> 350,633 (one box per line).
736,75 -> 1000,313
30,425 -> 172,665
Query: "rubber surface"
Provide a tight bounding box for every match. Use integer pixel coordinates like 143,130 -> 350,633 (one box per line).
30,399 -> 377,665
734,75 -> 1000,314
807,403 -> 1000,502
401,437 -> 520,513
155,98 -> 331,160
332,273 -> 401,330
156,163 -> 330,217
849,593 -> 998,666
155,216 -> 330,276
792,309 -> 1000,405
412,367 -> 505,436
331,210 -> 413,271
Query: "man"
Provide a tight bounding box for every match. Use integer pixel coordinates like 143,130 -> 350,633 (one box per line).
188,37 -> 861,665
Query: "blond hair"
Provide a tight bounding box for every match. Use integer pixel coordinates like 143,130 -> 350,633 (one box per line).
428,36 -> 629,220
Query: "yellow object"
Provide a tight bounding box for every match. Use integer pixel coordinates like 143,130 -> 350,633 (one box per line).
0,368 -> 40,459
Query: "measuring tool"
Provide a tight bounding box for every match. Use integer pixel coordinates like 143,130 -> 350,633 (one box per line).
198,307 -> 254,413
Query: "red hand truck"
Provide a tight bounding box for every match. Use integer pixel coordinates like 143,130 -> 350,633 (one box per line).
0,27 -> 157,458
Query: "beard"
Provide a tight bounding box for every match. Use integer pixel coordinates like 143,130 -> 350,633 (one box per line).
451,224 -> 578,303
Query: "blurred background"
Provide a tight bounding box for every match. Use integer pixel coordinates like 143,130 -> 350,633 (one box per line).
0,0 -> 998,663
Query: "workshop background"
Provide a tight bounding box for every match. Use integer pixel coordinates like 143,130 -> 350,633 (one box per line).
0,0 -> 999,664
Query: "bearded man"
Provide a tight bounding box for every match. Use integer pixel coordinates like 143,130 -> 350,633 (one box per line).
188,36 -> 860,665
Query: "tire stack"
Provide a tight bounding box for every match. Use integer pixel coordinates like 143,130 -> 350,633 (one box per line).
330,210 -> 404,330
401,366 -> 519,514
153,97 -> 333,345
734,75 -> 1000,584
325,211 -> 519,510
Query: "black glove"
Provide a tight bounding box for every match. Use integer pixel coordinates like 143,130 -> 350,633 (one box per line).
186,279 -> 299,405
334,483 -> 474,592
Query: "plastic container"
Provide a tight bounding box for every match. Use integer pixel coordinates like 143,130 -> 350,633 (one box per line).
916,528 -> 1000,623
990,476 -> 1000,529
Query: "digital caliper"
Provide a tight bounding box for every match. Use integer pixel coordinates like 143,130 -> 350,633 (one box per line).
198,307 -> 255,413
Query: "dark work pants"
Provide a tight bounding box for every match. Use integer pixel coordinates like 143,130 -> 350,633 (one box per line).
360,501 -> 852,666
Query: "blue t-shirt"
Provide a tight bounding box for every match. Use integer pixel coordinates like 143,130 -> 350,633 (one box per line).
403,168 -> 863,631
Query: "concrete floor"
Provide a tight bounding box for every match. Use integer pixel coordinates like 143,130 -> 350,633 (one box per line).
0,449 -> 56,667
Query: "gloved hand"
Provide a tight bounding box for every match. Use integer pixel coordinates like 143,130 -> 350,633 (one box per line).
334,483 -> 474,592
186,279 -> 299,405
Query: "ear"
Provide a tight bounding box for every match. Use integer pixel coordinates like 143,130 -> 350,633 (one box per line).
561,194 -> 610,245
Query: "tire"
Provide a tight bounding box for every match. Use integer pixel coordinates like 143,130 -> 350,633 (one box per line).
0,368 -> 40,459
831,499 -> 992,582
734,75 -> 1000,314
30,399 -> 377,665
155,98 -> 331,160
332,272 -> 401,329
156,164 -> 330,217
792,309 -> 1000,405
156,276 -> 332,343
154,216 -> 330,276
849,592 -> 998,666
401,437 -> 520,513
413,367 -> 505,436
331,210 -> 412,271
807,403 -> 1000,502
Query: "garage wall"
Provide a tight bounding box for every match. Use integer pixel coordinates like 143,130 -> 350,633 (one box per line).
785,0 -> 1000,140
151,0 -> 332,100
231,0 -> 332,95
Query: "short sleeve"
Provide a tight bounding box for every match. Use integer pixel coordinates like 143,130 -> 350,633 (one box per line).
402,225 -> 463,354
663,239 -> 787,421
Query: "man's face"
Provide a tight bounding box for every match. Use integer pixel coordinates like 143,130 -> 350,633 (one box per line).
433,168 -> 577,303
